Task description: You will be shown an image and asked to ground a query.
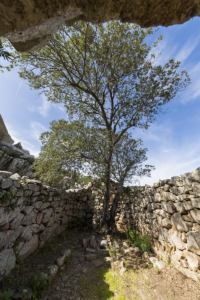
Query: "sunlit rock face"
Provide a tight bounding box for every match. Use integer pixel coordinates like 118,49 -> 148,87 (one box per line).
0,0 -> 199,52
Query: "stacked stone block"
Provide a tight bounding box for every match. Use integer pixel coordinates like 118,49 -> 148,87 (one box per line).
0,172 -> 94,281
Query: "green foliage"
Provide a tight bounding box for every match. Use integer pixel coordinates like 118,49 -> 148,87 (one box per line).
64,252 -> 72,263
126,227 -> 152,253
29,271 -> 51,299
13,237 -> 23,252
0,39 -> 11,61
0,189 -> 16,213
3,21 -> 190,224
0,289 -> 14,300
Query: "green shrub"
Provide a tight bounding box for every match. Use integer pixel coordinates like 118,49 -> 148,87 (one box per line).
126,226 -> 152,254
0,289 -> 14,300
29,271 -> 51,299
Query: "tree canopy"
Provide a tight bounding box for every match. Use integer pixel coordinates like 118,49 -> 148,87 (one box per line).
5,21 -> 190,227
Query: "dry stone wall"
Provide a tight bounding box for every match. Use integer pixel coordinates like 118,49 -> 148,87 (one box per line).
111,167 -> 200,281
0,141 -> 34,178
0,171 -> 94,281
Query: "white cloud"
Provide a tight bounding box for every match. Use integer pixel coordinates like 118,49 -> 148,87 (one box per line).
30,121 -> 47,141
135,122 -> 200,186
28,94 -> 66,117
5,123 -> 40,157
28,95 -> 51,117
174,35 -> 200,62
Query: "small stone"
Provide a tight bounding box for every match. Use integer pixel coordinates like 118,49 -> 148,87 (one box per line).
100,239 -> 108,249
86,248 -> 96,254
47,265 -> 58,280
104,257 -> 114,262
85,254 -> 97,261
124,249 -> 130,254
153,261 -> 165,270
119,267 -> 127,276
92,259 -> 103,267
123,241 -> 129,248
90,235 -> 97,249
13,287 -> 33,299
142,252 -> 149,260
83,238 -> 88,248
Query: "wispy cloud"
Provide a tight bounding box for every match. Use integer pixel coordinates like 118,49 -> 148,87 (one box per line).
28,95 -> 51,117
30,121 -> 47,141
136,122 -> 200,186
14,80 -> 23,99
174,35 -> 200,62
28,94 -> 66,117
5,123 -> 40,157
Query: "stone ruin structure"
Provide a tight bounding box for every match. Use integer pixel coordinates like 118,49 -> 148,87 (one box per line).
1,115 -> 200,283
0,115 -> 14,145
0,0 -> 200,52
0,115 -> 34,177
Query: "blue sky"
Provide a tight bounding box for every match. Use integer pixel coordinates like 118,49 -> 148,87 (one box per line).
1,18 -> 200,186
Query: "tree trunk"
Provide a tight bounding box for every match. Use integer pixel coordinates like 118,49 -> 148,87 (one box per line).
109,178 -> 124,225
101,167 -> 111,228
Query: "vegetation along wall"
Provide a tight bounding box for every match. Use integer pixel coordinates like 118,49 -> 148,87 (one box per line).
112,167 -> 200,282
0,172 -> 94,281
1,164 -> 200,282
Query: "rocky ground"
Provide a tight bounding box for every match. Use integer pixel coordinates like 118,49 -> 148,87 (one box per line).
1,227 -> 200,300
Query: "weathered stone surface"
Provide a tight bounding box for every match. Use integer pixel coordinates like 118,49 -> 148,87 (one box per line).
0,115 -> 14,144
41,208 -> 53,223
168,228 -> 186,250
0,171 -> 12,178
190,210 -> 200,224
0,249 -> 16,280
85,254 -> 97,261
21,211 -> 36,225
39,223 -> 58,242
1,178 -> 12,189
17,235 -> 38,261
47,265 -> 58,280
186,231 -> 200,255
183,201 -> 193,211
158,227 -> 169,242
171,213 -> 188,232
190,168 -> 200,183
10,173 -> 21,180
174,202 -> 186,214
193,182 -> 200,196
183,250 -> 200,271
162,218 -> 172,229
10,213 -> 24,230
90,235 -> 97,249
0,207 -> 21,226
191,198 -> 200,209
161,202 -> 176,214
20,225 -> 32,241
1,0 -> 200,52
56,249 -> 71,267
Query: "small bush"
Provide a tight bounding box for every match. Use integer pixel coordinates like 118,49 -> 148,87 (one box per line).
126,227 -> 152,254
0,289 -> 14,300
29,271 -> 51,299
64,253 -> 72,263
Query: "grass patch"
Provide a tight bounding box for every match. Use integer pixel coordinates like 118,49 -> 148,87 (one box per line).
29,271 -> 51,299
0,289 -> 14,300
64,252 -> 72,263
126,227 -> 152,254
78,267 -> 139,300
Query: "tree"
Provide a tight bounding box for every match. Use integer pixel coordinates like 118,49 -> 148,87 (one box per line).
5,21 -> 190,227
35,118 -> 153,225
0,39 -> 11,60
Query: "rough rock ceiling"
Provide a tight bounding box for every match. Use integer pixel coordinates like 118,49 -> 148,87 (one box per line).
0,0 -> 199,52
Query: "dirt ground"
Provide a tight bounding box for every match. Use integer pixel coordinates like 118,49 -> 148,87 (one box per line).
1,226 -> 200,300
